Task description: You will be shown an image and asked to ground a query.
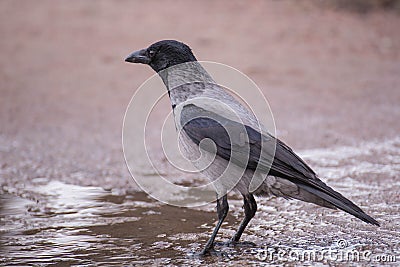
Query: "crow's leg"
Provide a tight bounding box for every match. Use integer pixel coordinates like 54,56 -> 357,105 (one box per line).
231,193 -> 257,243
200,194 -> 229,255
214,194 -> 257,248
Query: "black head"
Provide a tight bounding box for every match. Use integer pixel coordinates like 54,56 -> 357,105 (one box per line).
125,40 -> 197,72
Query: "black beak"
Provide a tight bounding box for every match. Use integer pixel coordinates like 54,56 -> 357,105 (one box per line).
125,48 -> 151,64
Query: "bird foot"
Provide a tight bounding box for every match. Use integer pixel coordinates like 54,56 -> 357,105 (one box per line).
215,240 -> 256,248
193,247 -> 228,258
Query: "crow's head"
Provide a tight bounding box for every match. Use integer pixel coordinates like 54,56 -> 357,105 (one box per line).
125,40 -> 197,72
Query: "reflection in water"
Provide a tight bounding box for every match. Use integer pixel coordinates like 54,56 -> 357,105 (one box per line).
1,137 -> 400,265
0,181 -> 215,266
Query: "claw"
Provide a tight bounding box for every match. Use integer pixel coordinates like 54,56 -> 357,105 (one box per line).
215,240 -> 257,248
194,247 -> 227,258
199,246 -> 215,256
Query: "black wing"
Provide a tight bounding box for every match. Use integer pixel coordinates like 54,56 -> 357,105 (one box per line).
180,104 -> 380,226
180,103 -> 315,180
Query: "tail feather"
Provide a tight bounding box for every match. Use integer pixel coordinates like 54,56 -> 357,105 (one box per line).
296,181 -> 380,226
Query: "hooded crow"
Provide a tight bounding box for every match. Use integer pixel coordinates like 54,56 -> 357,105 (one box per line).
125,40 -> 379,255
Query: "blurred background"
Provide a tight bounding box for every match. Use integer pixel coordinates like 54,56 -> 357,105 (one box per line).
0,0 -> 400,263
1,0 -> 399,188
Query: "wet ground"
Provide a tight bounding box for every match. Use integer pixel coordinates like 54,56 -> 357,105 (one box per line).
1,1 -> 400,266
1,137 -> 399,266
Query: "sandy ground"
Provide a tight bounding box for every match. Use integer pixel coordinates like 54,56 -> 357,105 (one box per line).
1,1 -> 400,265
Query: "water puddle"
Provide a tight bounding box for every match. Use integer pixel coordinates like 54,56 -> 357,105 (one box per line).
0,180 -> 218,265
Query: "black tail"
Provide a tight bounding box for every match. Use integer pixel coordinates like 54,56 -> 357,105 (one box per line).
296,181 -> 380,226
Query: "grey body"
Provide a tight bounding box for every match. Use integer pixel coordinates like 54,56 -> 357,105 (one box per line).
165,62 -> 335,207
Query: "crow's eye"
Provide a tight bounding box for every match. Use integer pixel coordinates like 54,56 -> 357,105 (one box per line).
148,50 -> 156,57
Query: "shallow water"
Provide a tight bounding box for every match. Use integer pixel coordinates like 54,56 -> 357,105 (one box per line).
1,137 -> 399,266
0,181 -> 216,266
